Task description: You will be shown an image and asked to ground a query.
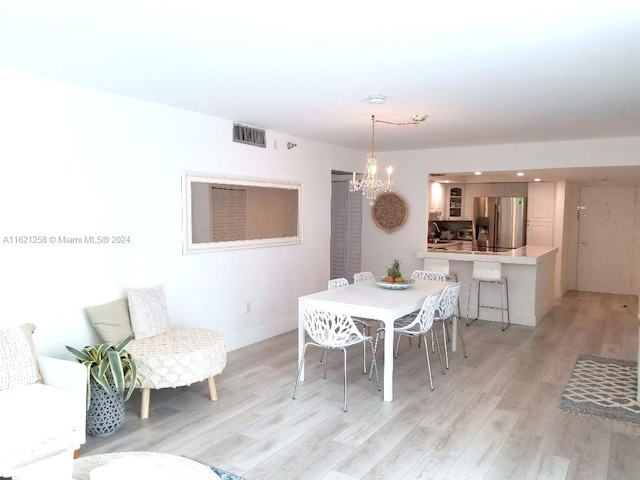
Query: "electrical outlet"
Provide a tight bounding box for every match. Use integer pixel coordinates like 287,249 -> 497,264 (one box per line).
246,302 -> 251,314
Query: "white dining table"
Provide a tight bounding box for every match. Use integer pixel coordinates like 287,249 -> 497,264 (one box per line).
298,278 -> 456,402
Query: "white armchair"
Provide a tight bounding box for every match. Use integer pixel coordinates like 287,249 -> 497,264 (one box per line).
0,326 -> 87,480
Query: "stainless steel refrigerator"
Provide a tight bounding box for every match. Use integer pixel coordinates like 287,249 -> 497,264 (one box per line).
473,197 -> 527,251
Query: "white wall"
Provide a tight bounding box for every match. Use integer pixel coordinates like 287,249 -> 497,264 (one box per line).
362,137 -> 640,288
2,69 -> 639,358
0,69 -> 362,357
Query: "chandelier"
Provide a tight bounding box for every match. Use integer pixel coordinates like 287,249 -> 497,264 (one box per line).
349,114 -> 427,205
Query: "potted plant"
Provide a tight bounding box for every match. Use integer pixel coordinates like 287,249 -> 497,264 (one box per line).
66,336 -> 139,437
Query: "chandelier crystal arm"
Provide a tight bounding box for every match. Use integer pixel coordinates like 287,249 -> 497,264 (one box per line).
349,113 -> 425,205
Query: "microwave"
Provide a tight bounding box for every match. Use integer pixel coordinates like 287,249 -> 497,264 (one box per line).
458,228 -> 473,240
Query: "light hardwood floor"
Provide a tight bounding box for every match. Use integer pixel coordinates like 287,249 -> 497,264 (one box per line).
81,291 -> 640,479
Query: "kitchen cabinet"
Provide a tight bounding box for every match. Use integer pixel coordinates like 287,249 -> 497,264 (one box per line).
526,181 -> 555,246
446,184 -> 465,219
473,182 -> 528,197
429,181 -> 444,218
463,183 -> 481,220
527,181 -> 555,222
503,182 -> 528,196
462,183 -> 527,220
480,183 -> 506,197
527,222 -> 553,246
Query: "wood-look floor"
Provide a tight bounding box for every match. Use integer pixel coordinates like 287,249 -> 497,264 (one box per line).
81,291 -> 640,479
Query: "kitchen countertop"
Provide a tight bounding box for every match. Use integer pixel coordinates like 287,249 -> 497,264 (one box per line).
417,245 -> 558,265
426,240 -> 464,250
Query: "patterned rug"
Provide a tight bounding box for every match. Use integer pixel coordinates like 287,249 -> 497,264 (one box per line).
559,354 -> 640,425
211,466 -> 246,480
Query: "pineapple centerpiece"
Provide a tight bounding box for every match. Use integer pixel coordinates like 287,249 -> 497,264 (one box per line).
384,259 -> 405,283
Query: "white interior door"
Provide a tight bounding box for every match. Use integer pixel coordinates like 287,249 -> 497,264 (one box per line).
330,177 -> 362,281
576,185 -> 637,294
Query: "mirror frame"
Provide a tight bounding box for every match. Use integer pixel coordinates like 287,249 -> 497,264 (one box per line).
182,171 -> 303,254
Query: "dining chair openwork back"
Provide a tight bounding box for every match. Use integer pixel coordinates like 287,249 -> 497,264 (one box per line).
370,293 -> 442,390
352,271 -> 382,332
396,270 -> 447,351
411,270 -> 447,282
353,271 -> 374,283
328,277 -> 349,289
293,308 -> 381,411
432,283 -> 467,371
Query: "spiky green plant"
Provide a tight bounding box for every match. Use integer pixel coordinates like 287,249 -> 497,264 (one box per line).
387,259 -> 402,278
66,336 -> 139,408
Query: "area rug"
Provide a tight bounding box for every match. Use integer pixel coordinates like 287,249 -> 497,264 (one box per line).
559,353 -> 640,425
211,466 -> 246,480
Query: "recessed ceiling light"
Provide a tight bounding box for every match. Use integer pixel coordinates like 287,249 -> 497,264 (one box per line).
442,180 -> 450,183
367,94 -> 386,105
474,171 -> 482,176
534,178 -> 541,182
516,172 -> 524,177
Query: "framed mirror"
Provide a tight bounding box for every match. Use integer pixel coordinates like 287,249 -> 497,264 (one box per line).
182,171 -> 303,254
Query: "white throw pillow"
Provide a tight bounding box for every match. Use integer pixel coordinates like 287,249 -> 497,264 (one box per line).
0,323 -> 41,391
127,286 -> 171,340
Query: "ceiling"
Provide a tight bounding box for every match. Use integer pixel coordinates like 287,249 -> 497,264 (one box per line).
1,1 -> 639,159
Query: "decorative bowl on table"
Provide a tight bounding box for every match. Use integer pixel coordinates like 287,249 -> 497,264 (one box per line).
375,277 -> 415,290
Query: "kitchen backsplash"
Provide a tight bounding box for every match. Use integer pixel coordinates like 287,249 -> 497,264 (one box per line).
430,220 -> 473,239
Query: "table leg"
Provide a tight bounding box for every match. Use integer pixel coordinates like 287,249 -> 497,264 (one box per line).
383,320 -> 394,402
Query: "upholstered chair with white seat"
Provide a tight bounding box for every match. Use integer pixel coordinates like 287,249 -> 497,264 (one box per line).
293,307 -> 381,411
85,285 -> 226,419
0,324 -> 87,480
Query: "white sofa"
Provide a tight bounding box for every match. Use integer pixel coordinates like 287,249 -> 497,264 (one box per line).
0,354 -> 87,480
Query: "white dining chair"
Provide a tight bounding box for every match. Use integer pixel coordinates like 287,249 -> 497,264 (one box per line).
293,308 -> 381,411
432,283 -> 467,372
395,270 -> 447,351
353,271 -> 374,283
411,270 -> 447,282
369,293 -> 442,390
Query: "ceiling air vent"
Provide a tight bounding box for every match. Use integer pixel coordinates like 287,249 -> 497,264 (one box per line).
233,123 -> 266,148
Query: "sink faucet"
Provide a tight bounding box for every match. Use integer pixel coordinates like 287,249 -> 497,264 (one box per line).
432,222 -> 440,233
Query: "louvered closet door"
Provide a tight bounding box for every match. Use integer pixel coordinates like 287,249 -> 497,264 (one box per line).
330,179 -> 362,281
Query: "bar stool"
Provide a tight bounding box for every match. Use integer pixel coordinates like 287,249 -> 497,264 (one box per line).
466,261 -> 510,331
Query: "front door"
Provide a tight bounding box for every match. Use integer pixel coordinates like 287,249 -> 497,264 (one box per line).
576,185 -> 637,294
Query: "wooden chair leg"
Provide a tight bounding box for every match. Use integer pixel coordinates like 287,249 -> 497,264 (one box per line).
141,388 -> 151,419
208,376 -> 218,401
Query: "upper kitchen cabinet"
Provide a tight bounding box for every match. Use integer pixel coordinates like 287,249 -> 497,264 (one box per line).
526,181 -> 555,246
474,182 -> 528,197
446,184 -> 465,219
429,181 -> 444,219
527,181 -> 555,222
503,182 -> 528,197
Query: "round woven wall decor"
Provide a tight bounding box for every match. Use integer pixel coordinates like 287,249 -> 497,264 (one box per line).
372,192 -> 408,232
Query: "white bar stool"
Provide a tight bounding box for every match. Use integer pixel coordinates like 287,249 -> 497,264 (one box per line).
466,261 -> 511,331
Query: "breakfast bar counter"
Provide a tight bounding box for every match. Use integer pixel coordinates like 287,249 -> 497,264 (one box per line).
417,246 -> 558,327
